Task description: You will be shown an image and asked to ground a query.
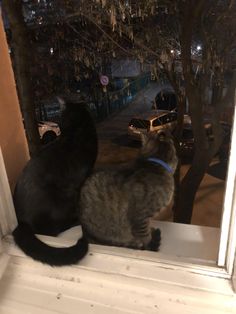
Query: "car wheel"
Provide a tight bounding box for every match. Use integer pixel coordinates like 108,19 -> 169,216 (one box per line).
41,131 -> 57,145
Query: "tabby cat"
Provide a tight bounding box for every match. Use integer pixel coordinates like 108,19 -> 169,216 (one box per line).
13,99 -> 98,266
79,131 -> 178,251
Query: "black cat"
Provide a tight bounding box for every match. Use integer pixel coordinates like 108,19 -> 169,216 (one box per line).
13,100 -> 98,266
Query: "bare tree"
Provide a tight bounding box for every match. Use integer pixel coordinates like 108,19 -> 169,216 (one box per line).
65,0 -> 236,223
3,0 -> 236,222
174,1 -> 236,222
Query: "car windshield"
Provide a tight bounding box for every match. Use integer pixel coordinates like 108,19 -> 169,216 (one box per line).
129,119 -> 150,129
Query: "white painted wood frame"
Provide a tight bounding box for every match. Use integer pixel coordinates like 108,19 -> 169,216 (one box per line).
0,147 -> 17,237
0,147 -> 15,279
218,92 -> 236,276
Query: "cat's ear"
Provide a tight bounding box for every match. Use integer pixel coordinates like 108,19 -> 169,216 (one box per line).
140,133 -> 148,146
57,97 -> 66,111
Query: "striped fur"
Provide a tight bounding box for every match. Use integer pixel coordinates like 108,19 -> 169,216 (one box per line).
79,132 -> 178,251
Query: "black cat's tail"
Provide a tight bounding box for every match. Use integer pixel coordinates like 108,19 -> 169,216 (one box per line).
13,223 -> 88,266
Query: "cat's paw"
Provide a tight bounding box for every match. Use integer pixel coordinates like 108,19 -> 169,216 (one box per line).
148,228 -> 161,251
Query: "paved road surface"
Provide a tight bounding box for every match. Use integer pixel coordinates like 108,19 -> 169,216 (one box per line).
97,82 -> 168,139
96,82 -> 173,165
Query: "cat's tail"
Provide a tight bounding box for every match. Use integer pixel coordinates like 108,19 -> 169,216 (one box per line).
12,223 -> 88,266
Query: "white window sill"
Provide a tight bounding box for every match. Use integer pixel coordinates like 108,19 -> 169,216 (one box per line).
1,221 -> 235,313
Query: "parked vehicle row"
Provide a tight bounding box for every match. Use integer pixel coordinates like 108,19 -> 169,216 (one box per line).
179,121 -> 231,163
127,87 -> 231,164
39,89 -> 231,163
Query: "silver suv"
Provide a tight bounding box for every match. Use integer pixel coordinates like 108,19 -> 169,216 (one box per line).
128,110 -> 177,141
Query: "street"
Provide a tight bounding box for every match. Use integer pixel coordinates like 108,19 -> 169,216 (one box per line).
95,82 -> 227,228
96,82 -> 165,165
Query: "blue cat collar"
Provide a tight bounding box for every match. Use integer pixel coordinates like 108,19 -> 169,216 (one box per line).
147,157 -> 173,173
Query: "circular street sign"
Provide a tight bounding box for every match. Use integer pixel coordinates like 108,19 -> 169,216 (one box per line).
100,75 -> 109,86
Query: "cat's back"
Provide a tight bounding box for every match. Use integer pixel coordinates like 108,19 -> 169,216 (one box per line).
15,140 -> 67,186
79,170 -> 132,244
126,164 -> 174,191
16,102 -> 98,185
13,142 -> 63,215
80,170 -> 125,209
14,102 -> 98,221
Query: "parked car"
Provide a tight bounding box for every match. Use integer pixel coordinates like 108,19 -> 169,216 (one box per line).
38,121 -> 61,145
128,110 -> 177,141
179,121 -> 231,163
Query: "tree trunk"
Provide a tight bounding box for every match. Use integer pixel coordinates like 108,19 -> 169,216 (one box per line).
174,150 -> 211,223
174,2 -> 210,223
171,95 -> 185,218
2,0 -> 41,156
173,88 -> 211,223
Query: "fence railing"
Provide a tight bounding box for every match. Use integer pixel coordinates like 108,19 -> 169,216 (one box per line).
94,74 -> 151,121
36,73 -> 151,123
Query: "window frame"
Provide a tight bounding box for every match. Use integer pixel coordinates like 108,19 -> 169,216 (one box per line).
0,104 -> 236,289
0,148 -> 16,280
0,148 -> 17,238
218,96 -> 236,276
